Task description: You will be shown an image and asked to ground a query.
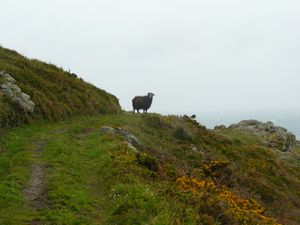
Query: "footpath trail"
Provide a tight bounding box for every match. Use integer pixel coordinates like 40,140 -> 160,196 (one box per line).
0,118 -> 107,225
23,141 -> 48,210
1,115 -> 300,225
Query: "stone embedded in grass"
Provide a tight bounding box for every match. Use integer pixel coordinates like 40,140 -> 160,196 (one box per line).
0,71 -> 35,112
99,126 -> 140,150
125,142 -> 139,153
99,126 -> 116,134
116,128 -> 140,147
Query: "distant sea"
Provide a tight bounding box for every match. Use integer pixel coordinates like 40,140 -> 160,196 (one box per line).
194,110 -> 300,140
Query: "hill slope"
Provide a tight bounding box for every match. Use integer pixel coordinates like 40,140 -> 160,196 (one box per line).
0,46 -> 121,127
1,47 -> 300,225
1,113 -> 299,225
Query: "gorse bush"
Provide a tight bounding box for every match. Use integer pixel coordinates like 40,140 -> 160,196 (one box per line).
0,46 -> 121,127
176,177 -> 280,225
202,160 -> 230,179
143,114 -> 169,129
136,152 -> 160,172
173,126 -> 193,142
0,47 -> 298,224
0,113 -> 298,224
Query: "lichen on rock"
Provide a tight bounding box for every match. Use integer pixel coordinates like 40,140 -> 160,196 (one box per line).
0,71 -> 35,112
229,120 -> 296,151
99,126 -> 140,152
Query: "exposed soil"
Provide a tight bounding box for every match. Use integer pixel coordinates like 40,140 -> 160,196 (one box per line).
23,142 -> 48,209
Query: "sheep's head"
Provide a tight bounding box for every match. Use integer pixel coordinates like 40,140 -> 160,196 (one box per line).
147,92 -> 155,98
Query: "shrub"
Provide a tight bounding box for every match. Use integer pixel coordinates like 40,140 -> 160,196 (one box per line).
176,177 -> 280,225
143,114 -> 169,129
136,152 -> 160,172
202,160 -> 230,178
173,126 -> 193,142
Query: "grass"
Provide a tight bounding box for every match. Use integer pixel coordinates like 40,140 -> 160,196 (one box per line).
1,46 -> 299,224
0,46 -> 121,128
1,113 -> 300,224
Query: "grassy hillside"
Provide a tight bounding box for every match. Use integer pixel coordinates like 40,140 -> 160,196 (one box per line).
1,113 -> 299,225
1,46 -> 299,224
0,46 -> 121,127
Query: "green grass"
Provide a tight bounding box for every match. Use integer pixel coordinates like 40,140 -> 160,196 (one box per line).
0,46 -> 121,128
2,46 -> 300,224
0,113 -> 300,224
0,116 -> 179,224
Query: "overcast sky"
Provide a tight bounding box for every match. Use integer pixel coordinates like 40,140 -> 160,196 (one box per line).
1,0 -> 300,114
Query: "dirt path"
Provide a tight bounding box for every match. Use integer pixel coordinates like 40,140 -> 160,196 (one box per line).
23,141 -> 48,209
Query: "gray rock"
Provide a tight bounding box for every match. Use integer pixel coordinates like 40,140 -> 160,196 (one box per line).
282,132 -> 296,152
0,71 -> 35,112
126,142 -> 139,153
229,120 -> 296,151
0,71 -> 16,83
214,125 -> 226,130
99,126 -> 116,134
15,94 -> 36,112
99,126 -> 140,150
1,83 -> 21,96
116,128 -> 140,147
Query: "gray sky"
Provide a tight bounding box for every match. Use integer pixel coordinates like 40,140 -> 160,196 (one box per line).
1,0 -> 300,114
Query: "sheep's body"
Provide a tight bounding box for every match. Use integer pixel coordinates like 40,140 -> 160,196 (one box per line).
132,93 -> 155,114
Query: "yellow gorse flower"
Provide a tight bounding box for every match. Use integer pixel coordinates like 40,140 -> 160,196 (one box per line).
176,177 -> 281,225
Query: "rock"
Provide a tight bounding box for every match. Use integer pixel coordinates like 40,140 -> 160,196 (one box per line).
229,120 -> 296,152
126,142 -> 139,153
99,126 -> 116,135
214,125 -> 226,130
15,93 -> 35,112
99,126 -> 140,150
0,71 -> 16,83
282,132 -> 296,152
0,71 -> 35,112
116,128 -> 140,147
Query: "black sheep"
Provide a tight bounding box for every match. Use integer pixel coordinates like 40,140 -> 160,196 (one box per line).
132,93 -> 155,114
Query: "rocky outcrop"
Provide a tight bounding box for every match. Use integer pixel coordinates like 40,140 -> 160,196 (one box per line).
99,126 -> 140,152
115,128 -> 140,147
0,71 -> 35,112
214,125 -> 226,130
229,120 -> 296,152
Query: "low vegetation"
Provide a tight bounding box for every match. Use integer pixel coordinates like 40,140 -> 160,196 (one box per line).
1,113 -> 299,224
0,46 -> 121,128
1,47 -> 299,224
